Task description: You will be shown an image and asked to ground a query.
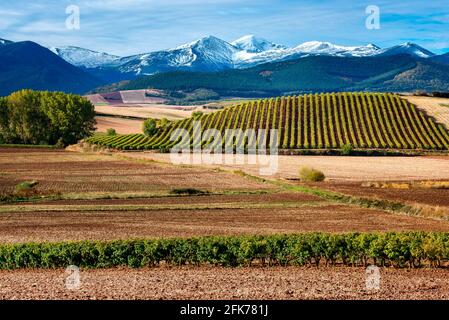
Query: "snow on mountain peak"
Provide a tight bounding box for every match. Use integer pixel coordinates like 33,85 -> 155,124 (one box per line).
378,42 -> 435,58
49,46 -> 120,68
293,41 -> 381,57
231,35 -> 286,53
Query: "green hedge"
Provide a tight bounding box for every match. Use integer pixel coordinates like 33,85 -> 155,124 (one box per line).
1,232 -> 449,269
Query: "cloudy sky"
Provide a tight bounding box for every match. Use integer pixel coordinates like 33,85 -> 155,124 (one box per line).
1,0 -> 448,56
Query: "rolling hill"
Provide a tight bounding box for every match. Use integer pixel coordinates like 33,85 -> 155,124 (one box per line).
0,41 -> 102,96
86,92 -> 449,151
113,54 -> 449,95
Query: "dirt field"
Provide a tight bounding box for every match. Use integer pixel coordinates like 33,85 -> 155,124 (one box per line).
0,148 -> 272,195
95,116 -> 143,134
405,96 -> 449,128
314,181 -> 449,207
3,201 -> 449,243
95,104 -> 203,120
121,153 -> 449,182
2,266 -> 449,300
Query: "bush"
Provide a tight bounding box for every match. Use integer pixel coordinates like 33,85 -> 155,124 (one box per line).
14,181 -> 39,196
169,188 -> 208,195
341,143 -> 354,156
192,111 -> 203,119
106,128 -> 117,136
299,166 -> 325,182
143,118 -> 158,136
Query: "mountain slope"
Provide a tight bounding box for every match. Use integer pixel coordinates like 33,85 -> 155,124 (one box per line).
49,46 -> 120,68
48,36 -> 440,83
430,52 -> 449,65
0,38 -> 13,45
114,36 -> 237,76
352,61 -> 449,92
0,41 -> 102,96
378,42 -> 435,58
231,35 -> 286,53
119,54 -> 431,94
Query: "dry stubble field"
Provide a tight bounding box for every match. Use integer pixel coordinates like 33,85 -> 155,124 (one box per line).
1,147 -> 449,299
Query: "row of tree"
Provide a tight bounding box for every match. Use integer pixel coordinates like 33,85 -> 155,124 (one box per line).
0,90 -> 96,146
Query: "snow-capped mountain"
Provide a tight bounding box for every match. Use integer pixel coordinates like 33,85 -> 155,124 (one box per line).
115,36 -> 237,75
378,42 -> 435,58
232,35 -> 286,53
233,41 -> 383,68
49,46 -> 120,68
293,41 -> 381,57
44,35 -> 438,81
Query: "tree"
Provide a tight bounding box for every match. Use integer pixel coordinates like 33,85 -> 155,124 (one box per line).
0,98 -> 9,143
143,118 -> 158,136
106,128 -> 117,136
0,90 -> 96,145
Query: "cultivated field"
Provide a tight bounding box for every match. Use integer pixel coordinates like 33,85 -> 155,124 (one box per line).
2,267 -> 449,300
95,116 -> 143,134
2,145 -> 449,300
405,95 -> 449,128
87,93 -> 449,151
121,152 -> 449,181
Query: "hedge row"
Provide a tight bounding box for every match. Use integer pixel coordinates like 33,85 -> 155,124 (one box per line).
2,232 -> 449,269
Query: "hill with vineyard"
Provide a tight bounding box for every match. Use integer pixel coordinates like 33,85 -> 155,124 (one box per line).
86,92 -> 449,151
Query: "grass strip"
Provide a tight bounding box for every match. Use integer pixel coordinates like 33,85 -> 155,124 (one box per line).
0,201 -> 329,213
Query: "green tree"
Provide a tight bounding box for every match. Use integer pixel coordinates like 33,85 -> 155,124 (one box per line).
106,128 -> 117,136
143,118 -> 158,136
0,90 -> 96,145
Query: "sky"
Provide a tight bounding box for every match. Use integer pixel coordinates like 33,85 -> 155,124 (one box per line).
0,0 -> 448,56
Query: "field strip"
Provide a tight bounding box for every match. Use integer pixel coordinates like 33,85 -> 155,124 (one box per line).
0,189 -> 278,204
0,201 -> 329,213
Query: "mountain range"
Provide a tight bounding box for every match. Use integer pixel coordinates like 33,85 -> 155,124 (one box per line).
48,35 -> 441,81
0,35 -> 448,96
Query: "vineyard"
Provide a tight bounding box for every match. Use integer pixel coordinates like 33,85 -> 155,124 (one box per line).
86,92 -> 449,151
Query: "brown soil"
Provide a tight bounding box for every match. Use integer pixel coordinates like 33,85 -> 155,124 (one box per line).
316,181 -> 449,207
2,203 -> 449,243
124,152 -> 449,182
95,116 -> 143,134
0,148 -> 272,195
1,266 -> 449,300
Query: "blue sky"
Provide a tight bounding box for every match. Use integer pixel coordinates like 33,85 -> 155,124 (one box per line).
0,0 -> 448,56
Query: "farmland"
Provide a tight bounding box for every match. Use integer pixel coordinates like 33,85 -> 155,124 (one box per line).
1,140 -> 449,299
86,92 -> 449,151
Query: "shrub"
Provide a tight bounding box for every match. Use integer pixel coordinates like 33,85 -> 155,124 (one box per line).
341,143 -> 354,155
299,166 -> 325,182
106,128 -> 117,136
14,181 -> 39,196
192,111 -> 203,119
143,118 -> 158,136
169,188 -> 208,195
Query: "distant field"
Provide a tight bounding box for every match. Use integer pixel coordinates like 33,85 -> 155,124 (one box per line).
95,116 -> 143,134
405,95 -> 449,128
87,92 -> 449,151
